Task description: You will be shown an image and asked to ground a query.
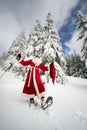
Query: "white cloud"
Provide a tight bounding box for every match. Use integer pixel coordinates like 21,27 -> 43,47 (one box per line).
0,0 -> 79,53
0,11 -> 22,53
65,30 -> 83,55
40,0 -> 79,29
28,0 -> 79,30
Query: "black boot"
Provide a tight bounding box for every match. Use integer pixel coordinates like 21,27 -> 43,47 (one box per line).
29,98 -> 34,107
29,98 -> 38,107
41,96 -> 45,107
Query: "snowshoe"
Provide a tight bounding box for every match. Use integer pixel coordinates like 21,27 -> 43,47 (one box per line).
42,96 -> 53,110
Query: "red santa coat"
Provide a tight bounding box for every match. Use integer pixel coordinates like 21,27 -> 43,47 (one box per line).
19,57 -> 48,98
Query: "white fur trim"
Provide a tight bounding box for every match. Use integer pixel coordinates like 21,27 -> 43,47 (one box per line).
33,67 -> 40,99
39,92 -> 46,97
18,58 -> 23,62
28,67 -> 32,88
21,93 -> 35,98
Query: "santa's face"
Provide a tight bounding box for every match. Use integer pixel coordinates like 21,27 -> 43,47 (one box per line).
33,56 -> 42,65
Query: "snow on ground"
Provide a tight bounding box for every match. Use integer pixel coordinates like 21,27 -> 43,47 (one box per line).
0,68 -> 87,130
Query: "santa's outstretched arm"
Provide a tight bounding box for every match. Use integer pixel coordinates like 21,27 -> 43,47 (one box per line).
16,53 -> 33,66
39,63 -> 50,71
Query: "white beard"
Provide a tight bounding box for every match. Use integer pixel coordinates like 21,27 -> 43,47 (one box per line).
32,57 -> 42,66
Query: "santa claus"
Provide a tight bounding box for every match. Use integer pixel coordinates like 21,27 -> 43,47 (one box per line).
16,54 -> 56,106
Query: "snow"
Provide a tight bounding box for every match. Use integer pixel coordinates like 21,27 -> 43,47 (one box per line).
0,68 -> 87,130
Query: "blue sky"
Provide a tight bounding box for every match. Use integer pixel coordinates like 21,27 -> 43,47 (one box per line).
59,0 -> 87,54
0,0 -> 87,55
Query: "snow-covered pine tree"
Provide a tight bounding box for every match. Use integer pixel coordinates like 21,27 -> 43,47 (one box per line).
66,50 -> 87,78
26,20 -> 44,58
8,30 -> 27,58
0,51 -> 8,70
76,11 -> 87,68
0,30 -> 28,80
43,12 -> 66,69
43,12 -> 67,83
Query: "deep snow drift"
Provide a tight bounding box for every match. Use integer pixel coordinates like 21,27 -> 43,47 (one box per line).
0,69 -> 87,130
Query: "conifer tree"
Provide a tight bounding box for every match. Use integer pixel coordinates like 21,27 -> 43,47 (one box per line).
8,30 -> 27,58
26,20 -> 44,58
77,11 -> 87,68
43,12 -> 67,83
66,50 -> 87,78
0,30 -> 27,80
43,12 -> 66,70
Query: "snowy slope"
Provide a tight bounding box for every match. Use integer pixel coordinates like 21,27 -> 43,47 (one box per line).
0,69 -> 87,130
